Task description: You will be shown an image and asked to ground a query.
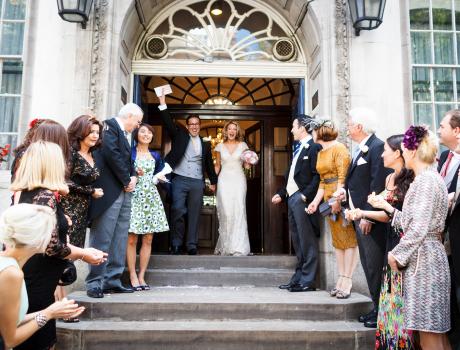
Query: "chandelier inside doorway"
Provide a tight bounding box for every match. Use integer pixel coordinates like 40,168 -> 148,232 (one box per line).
136,0 -> 302,63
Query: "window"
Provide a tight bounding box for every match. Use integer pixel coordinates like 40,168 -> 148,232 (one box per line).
0,0 -> 26,168
410,0 -> 460,129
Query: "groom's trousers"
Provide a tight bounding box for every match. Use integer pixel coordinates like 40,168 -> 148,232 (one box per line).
171,174 -> 204,250
288,192 -> 319,286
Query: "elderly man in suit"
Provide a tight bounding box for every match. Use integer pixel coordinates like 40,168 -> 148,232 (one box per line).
272,114 -> 321,292
157,93 -> 217,255
85,103 -> 143,298
335,107 -> 390,328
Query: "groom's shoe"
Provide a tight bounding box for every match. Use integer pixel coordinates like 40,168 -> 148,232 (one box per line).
289,284 -> 316,292
171,245 -> 181,255
187,248 -> 198,255
279,282 -> 297,290
358,309 -> 377,323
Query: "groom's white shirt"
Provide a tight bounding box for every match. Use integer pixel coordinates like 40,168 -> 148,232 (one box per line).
286,135 -> 312,197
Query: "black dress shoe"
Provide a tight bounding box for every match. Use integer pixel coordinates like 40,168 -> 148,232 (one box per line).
358,309 -> 377,323
289,284 -> 316,292
364,318 -> 377,328
187,248 -> 197,255
279,282 -> 297,290
171,245 -> 181,255
87,287 -> 104,298
103,286 -> 134,294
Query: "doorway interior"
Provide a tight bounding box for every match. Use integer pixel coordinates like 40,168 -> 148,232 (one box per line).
136,75 -> 299,254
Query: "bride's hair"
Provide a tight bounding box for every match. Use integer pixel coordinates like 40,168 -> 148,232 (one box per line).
222,121 -> 244,142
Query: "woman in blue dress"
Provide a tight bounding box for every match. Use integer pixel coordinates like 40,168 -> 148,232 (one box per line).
126,124 -> 169,291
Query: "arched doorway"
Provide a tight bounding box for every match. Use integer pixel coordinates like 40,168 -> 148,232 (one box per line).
128,0 -> 311,254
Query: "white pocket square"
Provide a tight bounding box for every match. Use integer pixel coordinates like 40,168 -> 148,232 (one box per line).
357,157 -> 367,166
303,156 -> 309,160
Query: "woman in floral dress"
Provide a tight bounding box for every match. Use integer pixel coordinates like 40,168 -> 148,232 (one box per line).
370,126 -> 451,350
126,124 -> 169,291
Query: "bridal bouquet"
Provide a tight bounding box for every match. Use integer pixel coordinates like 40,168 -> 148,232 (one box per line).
240,149 -> 259,165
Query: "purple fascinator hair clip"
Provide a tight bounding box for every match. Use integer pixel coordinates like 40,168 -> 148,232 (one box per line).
403,125 -> 428,150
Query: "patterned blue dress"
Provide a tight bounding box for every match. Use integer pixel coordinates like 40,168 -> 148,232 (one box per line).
129,154 -> 169,234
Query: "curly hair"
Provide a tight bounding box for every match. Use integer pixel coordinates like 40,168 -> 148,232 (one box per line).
222,121 -> 244,142
67,115 -> 102,152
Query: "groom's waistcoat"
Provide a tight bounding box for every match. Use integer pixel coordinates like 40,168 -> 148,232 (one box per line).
173,137 -> 203,180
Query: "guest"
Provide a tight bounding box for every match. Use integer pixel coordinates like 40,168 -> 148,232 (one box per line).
272,114 -> 321,292
371,126 -> 451,349
30,120 -> 71,165
346,135 -> 415,349
126,124 -> 169,291
0,204 -> 85,349
438,110 -> 460,348
214,121 -> 251,256
438,110 -> 460,193
10,118 -> 46,182
61,115 -> 104,248
333,107 -> 390,328
157,91 -> 217,255
10,141 -> 106,350
85,103 -> 143,298
306,119 -> 358,299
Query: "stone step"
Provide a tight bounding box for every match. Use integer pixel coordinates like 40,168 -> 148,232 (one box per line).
70,287 -> 372,322
136,267 -> 294,287
57,319 -> 375,350
147,255 -> 298,270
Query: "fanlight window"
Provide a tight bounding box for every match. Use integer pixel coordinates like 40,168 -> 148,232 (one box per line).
136,0 -> 300,62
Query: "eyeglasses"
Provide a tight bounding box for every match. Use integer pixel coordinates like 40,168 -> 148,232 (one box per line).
187,123 -> 200,127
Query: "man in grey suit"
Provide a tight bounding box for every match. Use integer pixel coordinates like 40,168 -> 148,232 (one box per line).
85,103 -> 143,298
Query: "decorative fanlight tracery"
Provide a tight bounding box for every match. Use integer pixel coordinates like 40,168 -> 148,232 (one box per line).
135,0 -> 302,63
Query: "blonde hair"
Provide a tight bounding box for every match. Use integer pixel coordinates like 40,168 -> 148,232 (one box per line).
222,121 -> 244,142
416,131 -> 438,164
0,204 -> 56,251
10,141 -> 67,192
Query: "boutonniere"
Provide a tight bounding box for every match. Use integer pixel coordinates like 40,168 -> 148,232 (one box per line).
359,145 -> 369,154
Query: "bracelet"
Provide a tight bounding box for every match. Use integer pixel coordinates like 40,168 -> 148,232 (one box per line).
35,312 -> 48,328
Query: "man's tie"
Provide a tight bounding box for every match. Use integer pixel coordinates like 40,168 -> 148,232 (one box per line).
352,146 -> 360,163
293,142 -> 301,158
441,151 -> 454,178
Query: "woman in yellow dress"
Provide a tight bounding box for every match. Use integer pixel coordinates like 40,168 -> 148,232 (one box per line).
307,119 -> 358,299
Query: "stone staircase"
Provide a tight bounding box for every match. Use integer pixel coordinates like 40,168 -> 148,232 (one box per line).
57,255 -> 375,349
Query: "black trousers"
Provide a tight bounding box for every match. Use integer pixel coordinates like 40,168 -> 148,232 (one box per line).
354,220 -> 387,309
288,192 -> 319,286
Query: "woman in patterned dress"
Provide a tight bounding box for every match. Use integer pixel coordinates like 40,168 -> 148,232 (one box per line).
306,120 -> 358,299
370,126 -> 451,350
126,124 -> 169,291
61,115 -> 104,249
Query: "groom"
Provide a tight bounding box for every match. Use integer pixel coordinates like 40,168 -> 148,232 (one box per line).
157,92 -> 217,255
272,114 -> 321,292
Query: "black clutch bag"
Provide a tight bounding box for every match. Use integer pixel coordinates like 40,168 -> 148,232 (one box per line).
58,260 -> 77,286
319,201 -> 332,217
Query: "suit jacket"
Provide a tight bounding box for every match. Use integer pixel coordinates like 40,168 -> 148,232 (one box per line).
344,134 -> 391,211
438,149 -> 460,193
160,109 -> 217,185
277,139 -> 322,202
448,190 -> 460,301
89,118 -> 136,219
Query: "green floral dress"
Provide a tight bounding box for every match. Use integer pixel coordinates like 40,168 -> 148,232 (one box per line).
129,156 -> 169,234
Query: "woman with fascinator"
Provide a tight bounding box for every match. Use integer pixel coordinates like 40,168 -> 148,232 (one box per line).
369,126 -> 451,349
306,118 -> 358,299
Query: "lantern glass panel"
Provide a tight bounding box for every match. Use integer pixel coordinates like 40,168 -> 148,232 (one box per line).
365,0 -> 382,18
62,0 -> 78,9
62,13 -> 85,22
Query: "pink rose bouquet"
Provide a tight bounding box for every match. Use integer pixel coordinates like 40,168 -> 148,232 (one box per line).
240,149 -> 259,165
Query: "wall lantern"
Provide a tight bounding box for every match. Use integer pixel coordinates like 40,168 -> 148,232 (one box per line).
348,0 -> 386,36
57,0 -> 94,29
211,0 -> 223,16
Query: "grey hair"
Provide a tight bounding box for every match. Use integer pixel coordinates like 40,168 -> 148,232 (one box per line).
118,103 -> 144,119
349,107 -> 378,135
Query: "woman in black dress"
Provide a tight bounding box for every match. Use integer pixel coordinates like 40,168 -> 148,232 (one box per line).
61,115 -> 103,248
10,141 -> 107,350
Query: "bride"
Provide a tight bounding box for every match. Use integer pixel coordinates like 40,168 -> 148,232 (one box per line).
214,121 -> 251,256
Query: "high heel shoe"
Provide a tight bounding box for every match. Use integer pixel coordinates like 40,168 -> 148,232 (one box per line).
336,276 -> 352,299
330,275 -> 344,297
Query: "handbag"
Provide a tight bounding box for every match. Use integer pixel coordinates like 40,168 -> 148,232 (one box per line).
375,266 -> 419,350
319,198 -> 337,217
58,260 -> 77,286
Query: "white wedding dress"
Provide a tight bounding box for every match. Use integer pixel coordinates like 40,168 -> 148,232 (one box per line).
214,142 -> 251,256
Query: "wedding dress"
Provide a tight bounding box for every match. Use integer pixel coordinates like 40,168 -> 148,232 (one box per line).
214,142 -> 251,256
